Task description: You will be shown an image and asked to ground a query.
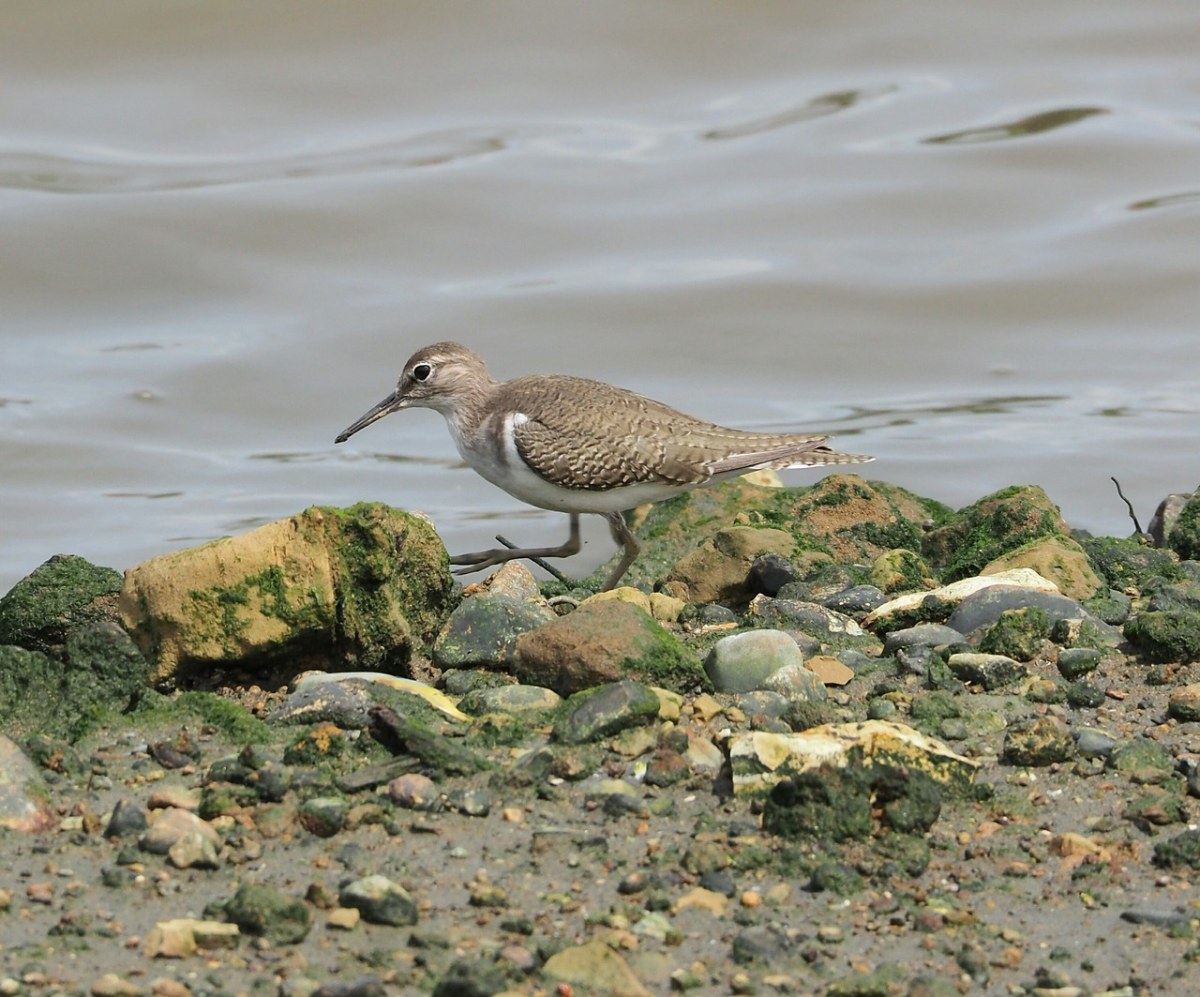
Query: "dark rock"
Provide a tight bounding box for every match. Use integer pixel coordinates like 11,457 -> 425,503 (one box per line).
735,690 -> 791,721
730,925 -> 790,965
1057,648 -> 1101,680
882,624 -> 965,655
339,874 -> 418,926
699,869 -> 737,897
298,797 -> 347,838
896,644 -> 934,676
946,586 -> 1098,635
432,592 -> 555,670
268,681 -> 374,727
104,799 -> 148,838
367,705 -> 486,777
821,585 -> 887,615
446,789 -> 492,817
748,553 -> 800,596
747,597 -> 878,652
1064,681 -> 1105,709
684,603 -> 738,627
431,957 -> 509,997
554,680 -> 660,745
0,554 -> 122,655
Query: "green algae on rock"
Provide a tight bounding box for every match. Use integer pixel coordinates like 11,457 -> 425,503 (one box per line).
0,622 -> 152,743
1124,609 -> 1200,663
0,554 -> 123,655
923,484 -> 1071,582
119,503 -> 456,686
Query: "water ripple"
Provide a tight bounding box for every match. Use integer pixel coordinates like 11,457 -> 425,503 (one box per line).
0,128 -> 513,195
702,84 -> 898,141
924,106 -> 1109,145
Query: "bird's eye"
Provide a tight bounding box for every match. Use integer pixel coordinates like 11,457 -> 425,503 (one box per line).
412,362 -> 433,382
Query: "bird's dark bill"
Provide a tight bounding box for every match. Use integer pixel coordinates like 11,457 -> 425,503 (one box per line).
334,390 -> 404,443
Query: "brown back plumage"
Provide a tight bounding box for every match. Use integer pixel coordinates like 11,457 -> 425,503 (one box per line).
502,374 -> 871,491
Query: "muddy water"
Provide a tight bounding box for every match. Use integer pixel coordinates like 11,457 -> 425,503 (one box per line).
3,1 -> 1198,590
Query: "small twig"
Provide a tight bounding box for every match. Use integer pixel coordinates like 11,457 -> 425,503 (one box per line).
494,534 -> 574,586
1111,477 -> 1144,536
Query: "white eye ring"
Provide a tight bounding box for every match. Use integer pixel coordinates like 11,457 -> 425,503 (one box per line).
412,362 -> 433,382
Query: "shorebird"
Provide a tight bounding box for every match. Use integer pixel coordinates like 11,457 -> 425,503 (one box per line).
335,342 -> 873,590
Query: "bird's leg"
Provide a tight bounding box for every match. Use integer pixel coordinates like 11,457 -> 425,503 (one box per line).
492,534 -> 574,585
449,513 -> 582,576
600,511 -> 640,591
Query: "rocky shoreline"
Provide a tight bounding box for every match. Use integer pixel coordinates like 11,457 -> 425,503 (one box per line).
2,474 -> 1200,996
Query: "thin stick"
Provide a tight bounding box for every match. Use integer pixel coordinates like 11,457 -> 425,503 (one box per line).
1110,477 -> 1144,536
494,534 -> 574,586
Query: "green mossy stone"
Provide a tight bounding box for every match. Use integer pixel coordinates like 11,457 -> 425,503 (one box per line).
1167,491 -> 1200,561
0,621 -> 151,743
923,485 -> 1070,582
212,883 -> 311,945
978,607 -> 1051,661
0,555 -> 122,655
1083,536 -> 1183,591
1124,610 -> 1200,663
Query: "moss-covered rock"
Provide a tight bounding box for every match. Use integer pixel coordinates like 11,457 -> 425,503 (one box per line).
1124,610 -> 1200,663
120,503 -> 456,687
870,548 -> 937,595
978,607 -> 1051,661
1003,717 -> 1074,766
1082,536 -> 1183,591
210,883 -> 310,944
924,485 -> 1071,582
602,475 -> 945,592
1166,491 -> 1200,561
0,554 -> 122,656
0,620 -> 152,742
553,680 -> 661,745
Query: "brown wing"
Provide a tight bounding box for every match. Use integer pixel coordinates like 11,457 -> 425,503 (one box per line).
504,374 -> 871,490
